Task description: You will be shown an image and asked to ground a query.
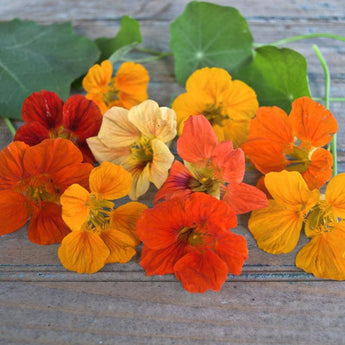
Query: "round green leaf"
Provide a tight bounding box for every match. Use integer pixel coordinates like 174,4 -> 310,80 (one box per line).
236,46 -> 311,113
170,1 -> 253,85
0,19 -> 100,120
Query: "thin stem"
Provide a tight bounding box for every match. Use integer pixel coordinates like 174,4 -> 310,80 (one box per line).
135,46 -> 171,55
3,117 -> 16,137
313,97 -> 345,102
313,44 -> 337,176
119,52 -> 172,63
254,33 -> 345,47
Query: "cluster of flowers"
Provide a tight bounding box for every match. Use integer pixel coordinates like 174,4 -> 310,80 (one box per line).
0,59 -> 343,293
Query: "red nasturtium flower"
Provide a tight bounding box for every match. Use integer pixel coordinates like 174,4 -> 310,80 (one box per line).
14,90 -> 103,163
137,192 -> 248,293
242,97 -> 338,190
155,115 -> 267,214
0,138 -> 92,244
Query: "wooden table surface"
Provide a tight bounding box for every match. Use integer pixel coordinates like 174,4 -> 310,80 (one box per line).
1,1 -> 345,344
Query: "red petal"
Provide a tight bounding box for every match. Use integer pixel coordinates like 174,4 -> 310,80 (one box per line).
154,160 -> 194,204
22,90 -> 63,128
223,182 -> 268,214
28,202 -> 71,244
174,250 -> 228,293
215,232 -> 248,275
62,95 -> 102,141
14,122 -> 50,146
212,142 -> 245,183
177,115 -> 217,163
0,190 -> 30,235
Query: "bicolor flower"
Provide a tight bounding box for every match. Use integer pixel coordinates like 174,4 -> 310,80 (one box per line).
137,192 -> 248,293
82,60 -> 149,113
14,90 -> 103,163
172,67 -> 258,147
0,138 -> 92,244
155,115 -> 267,214
87,99 -> 177,200
242,97 -> 338,190
59,162 -> 147,273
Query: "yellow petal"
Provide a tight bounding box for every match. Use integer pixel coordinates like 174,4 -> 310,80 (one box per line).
60,184 -> 90,231
150,139 -> 175,189
90,162 -> 132,200
248,200 -> 304,254
325,173 -> 345,218
58,231 -> 109,273
128,100 -> 177,142
264,170 -> 320,211
110,202 -> 148,244
296,223 -> 345,280
82,60 -> 113,94
129,163 -> 151,200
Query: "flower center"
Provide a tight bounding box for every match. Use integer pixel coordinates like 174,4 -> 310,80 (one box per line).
49,126 -> 76,142
130,135 -> 153,163
86,195 -> 114,230
103,83 -> 119,106
178,225 -> 207,247
203,103 -> 229,127
285,144 -> 311,173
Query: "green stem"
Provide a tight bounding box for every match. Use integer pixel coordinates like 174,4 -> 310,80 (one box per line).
254,33 -> 345,47
4,117 -> 16,137
313,44 -> 337,176
135,46 -> 171,55
120,52 -> 172,63
313,97 -> 345,102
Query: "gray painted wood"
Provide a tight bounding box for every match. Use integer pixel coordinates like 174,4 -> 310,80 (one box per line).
1,1 -> 345,344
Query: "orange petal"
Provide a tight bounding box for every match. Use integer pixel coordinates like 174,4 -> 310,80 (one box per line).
296,223 -> 345,280
174,250 -> 228,293
82,60 -> 113,94
58,231 -> 109,273
100,228 -> 137,264
0,190 -> 30,236
248,200 -> 304,254
90,162 -> 132,200
289,97 -> 338,148
110,202 -> 148,244
242,106 -> 293,173
28,202 -> 71,245
177,115 -> 218,163
325,173 -> 345,218
60,184 -> 90,231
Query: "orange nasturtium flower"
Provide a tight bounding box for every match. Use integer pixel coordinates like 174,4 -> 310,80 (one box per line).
172,67 -> 258,147
137,192 -> 248,293
0,138 -> 92,244
87,100 -> 177,200
249,170 -> 345,280
155,115 -> 267,214
82,60 -> 149,114
14,90 -> 102,163
242,97 -> 338,190
59,162 -> 147,274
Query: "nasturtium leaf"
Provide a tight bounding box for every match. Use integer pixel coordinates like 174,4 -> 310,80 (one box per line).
236,46 -> 311,113
0,19 -> 99,120
96,16 -> 142,62
170,1 -> 253,85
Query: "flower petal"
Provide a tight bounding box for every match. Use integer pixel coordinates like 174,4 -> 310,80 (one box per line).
248,200 -> 304,254
289,97 -> 338,148
128,163 -> 151,200
14,122 -> 50,146
296,223 -> 345,280
60,184 -> 90,232
82,60 -> 113,94
174,250 -> 228,293
90,162 -> 132,200
325,173 -> 345,218
22,90 -> 63,128
0,190 -> 30,235
58,231 -> 109,273
28,202 -> 71,244
100,229 -> 137,264
62,95 -> 102,141
223,182 -> 268,214
177,115 -> 217,163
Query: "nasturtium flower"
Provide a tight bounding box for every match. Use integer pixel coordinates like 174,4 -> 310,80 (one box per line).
59,162 -> 147,274
82,60 -> 149,114
172,67 -> 258,147
87,99 -> 177,200
242,97 -> 338,190
14,90 -> 102,163
137,192 -> 248,293
155,115 -> 267,214
0,138 -> 92,244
